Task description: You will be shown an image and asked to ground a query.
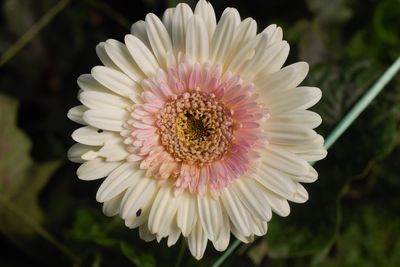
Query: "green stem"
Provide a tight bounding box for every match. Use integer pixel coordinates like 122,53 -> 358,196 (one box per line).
212,56 -> 400,267
212,239 -> 240,267
0,195 -> 79,262
0,0 -> 70,67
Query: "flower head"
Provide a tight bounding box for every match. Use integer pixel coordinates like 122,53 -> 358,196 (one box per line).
68,0 -> 326,259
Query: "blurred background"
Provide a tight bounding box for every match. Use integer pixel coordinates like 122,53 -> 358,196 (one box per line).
0,0 -> 399,266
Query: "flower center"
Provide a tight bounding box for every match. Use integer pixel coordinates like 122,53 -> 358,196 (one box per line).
156,91 -> 233,165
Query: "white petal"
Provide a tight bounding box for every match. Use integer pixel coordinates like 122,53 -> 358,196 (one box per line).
72,126 -> 118,146
228,33 -> 267,76
266,86 -> 322,114
263,24 -> 276,37
104,39 -> 145,82
125,196 -> 152,229
120,177 -> 158,219
209,8 -> 240,65
68,143 -> 99,163
260,41 -> 290,74
212,210 -> 230,251
91,66 -> 141,99
79,91 -> 130,110
139,224 -> 156,242
221,7 -> 241,20
131,20 -> 151,48
177,191 -> 197,236
290,183 -> 309,203
251,216 -> 268,236
224,18 -> 257,68
125,34 -> 159,78
172,3 -> 193,54
95,138 -> 129,161
186,15 -> 209,63
167,224 -> 181,247
232,178 -> 272,221
96,163 -> 142,202
262,25 -> 283,44
230,222 -> 254,243
265,124 -> 318,146
77,74 -> 109,93
145,13 -> 173,68
280,134 -> 327,161
241,40 -> 289,81
148,185 -> 179,237
263,189 -> 291,217
260,145 -> 310,177
67,105 -> 88,125
220,188 -> 251,236
162,8 -> 175,37
255,62 -> 310,96
297,148 -> 328,161
96,42 -> 118,69
77,158 -> 121,181
269,110 -> 322,129
83,109 -> 128,132
102,193 -> 123,216
254,162 -> 299,200
294,166 -> 318,183
197,195 -> 222,242
194,0 -> 216,39
187,220 -> 208,260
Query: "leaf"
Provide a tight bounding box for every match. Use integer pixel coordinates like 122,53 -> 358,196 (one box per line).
0,93 -> 32,198
319,205 -> 400,267
308,61 -> 382,133
0,94 -> 61,236
65,208 -> 117,247
120,241 -> 156,267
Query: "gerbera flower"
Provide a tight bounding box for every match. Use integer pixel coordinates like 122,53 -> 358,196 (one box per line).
68,0 -> 326,259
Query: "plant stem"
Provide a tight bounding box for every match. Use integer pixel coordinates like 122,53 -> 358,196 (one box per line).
0,0 -> 70,67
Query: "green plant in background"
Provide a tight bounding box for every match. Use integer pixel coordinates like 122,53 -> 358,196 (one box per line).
1,0 -> 400,266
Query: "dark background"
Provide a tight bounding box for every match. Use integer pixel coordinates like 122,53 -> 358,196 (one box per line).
0,0 -> 399,266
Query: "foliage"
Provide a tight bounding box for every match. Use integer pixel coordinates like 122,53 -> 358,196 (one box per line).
0,0 -> 399,266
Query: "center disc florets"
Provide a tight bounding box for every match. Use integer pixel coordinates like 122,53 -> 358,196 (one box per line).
156,90 -> 233,165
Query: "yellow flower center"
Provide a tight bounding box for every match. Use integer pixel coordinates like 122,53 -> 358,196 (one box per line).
156,91 -> 234,165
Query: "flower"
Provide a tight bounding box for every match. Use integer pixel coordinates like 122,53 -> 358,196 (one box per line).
67,0 -> 326,260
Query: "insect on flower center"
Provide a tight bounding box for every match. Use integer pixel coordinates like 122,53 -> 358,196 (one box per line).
156,91 -> 234,165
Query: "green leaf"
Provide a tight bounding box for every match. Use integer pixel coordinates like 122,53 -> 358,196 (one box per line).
319,206 -> 400,267
0,93 -> 32,198
308,61 -> 381,132
66,208 -> 117,247
0,93 -> 62,236
120,241 -> 156,267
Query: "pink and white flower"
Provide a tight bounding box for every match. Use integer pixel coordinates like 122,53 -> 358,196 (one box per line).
68,0 -> 326,259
